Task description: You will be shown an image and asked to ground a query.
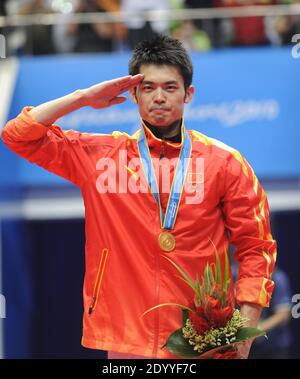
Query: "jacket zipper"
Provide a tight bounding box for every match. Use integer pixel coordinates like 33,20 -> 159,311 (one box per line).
159,140 -> 166,160
88,248 -> 109,315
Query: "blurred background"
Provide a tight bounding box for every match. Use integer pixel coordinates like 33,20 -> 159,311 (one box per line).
0,0 -> 299,359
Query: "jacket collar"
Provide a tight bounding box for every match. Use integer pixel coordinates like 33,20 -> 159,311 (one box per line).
141,119 -> 184,157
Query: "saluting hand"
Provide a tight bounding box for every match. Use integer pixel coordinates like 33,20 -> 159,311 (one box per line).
29,74 -> 144,126
80,74 -> 144,109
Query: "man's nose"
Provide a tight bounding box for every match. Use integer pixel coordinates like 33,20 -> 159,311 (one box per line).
153,88 -> 166,103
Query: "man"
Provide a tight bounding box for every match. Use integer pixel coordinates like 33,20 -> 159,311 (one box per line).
2,35 -> 276,359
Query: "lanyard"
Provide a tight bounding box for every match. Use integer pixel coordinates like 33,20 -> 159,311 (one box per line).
137,125 -> 192,230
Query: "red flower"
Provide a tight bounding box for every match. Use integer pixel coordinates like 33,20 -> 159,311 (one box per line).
205,295 -> 220,311
210,305 -> 234,328
190,296 -> 234,332
214,349 -> 238,359
189,311 -> 210,335
146,250 -> 265,359
198,295 -> 234,329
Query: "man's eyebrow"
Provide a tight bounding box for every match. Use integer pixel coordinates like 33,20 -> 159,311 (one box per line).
140,80 -> 153,85
165,80 -> 179,85
141,80 -> 179,85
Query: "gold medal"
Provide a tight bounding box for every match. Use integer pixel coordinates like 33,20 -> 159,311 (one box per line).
138,127 -> 192,249
158,231 -> 176,252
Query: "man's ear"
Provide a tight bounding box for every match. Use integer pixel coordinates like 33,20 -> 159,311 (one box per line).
129,87 -> 138,104
184,84 -> 195,104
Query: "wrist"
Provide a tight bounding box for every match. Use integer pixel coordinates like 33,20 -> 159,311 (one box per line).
71,89 -> 87,109
240,303 -> 262,327
29,89 -> 87,126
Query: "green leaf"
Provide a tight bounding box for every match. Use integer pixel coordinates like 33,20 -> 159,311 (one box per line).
194,328 -> 266,359
176,275 -> 199,295
210,238 -> 222,289
222,248 -> 230,306
162,256 -> 201,300
235,327 -> 266,342
202,263 -> 214,296
223,248 -> 230,294
141,303 -> 194,318
163,329 -> 200,358
195,274 -> 202,306
208,266 -> 215,294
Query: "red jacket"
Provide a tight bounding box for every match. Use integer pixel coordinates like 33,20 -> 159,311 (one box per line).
2,107 -> 276,358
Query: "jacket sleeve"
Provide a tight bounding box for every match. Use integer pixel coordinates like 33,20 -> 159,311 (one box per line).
1,106 -> 97,187
222,151 -> 277,308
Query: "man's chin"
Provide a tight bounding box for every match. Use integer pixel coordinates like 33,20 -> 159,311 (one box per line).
148,119 -> 172,127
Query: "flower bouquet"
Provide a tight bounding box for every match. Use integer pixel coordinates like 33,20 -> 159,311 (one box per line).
143,244 -> 265,359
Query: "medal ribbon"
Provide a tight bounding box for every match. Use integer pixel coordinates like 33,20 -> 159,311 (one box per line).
138,124 -> 192,230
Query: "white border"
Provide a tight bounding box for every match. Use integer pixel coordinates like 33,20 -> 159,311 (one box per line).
0,57 -> 19,133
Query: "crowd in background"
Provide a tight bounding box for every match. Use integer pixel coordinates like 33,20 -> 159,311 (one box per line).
0,0 -> 300,55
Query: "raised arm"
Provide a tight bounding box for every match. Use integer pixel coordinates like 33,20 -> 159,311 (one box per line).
2,74 -> 143,187
29,74 -> 144,126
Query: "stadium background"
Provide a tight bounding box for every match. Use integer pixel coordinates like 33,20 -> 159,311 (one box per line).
0,0 -> 299,359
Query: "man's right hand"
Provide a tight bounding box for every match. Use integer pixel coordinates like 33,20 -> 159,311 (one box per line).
80,74 -> 144,109
29,74 -> 144,126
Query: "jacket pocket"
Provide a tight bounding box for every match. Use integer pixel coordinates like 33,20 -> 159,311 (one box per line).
88,248 -> 109,315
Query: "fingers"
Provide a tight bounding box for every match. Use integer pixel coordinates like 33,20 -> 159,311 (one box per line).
113,74 -> 144,92
235,341 -> 251,359
113,74 -> 144,86
111,75 -> 131,87
130,74 -> 144,85
109,96 -> 127,106
87,75 -> 143,108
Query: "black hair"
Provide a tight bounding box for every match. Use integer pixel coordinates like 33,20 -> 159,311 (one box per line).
129,35 -> 193,89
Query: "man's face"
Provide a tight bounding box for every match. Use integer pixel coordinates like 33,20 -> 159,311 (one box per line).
130,64 -> 194,127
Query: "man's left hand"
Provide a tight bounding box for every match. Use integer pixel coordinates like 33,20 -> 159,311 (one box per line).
237,302 -> 263,359
235,339 -> 253,359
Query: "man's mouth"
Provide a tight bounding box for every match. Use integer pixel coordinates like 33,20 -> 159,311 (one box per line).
151,108 -> 169,113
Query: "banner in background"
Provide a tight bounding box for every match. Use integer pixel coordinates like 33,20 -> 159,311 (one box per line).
1,47 -> 299,187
